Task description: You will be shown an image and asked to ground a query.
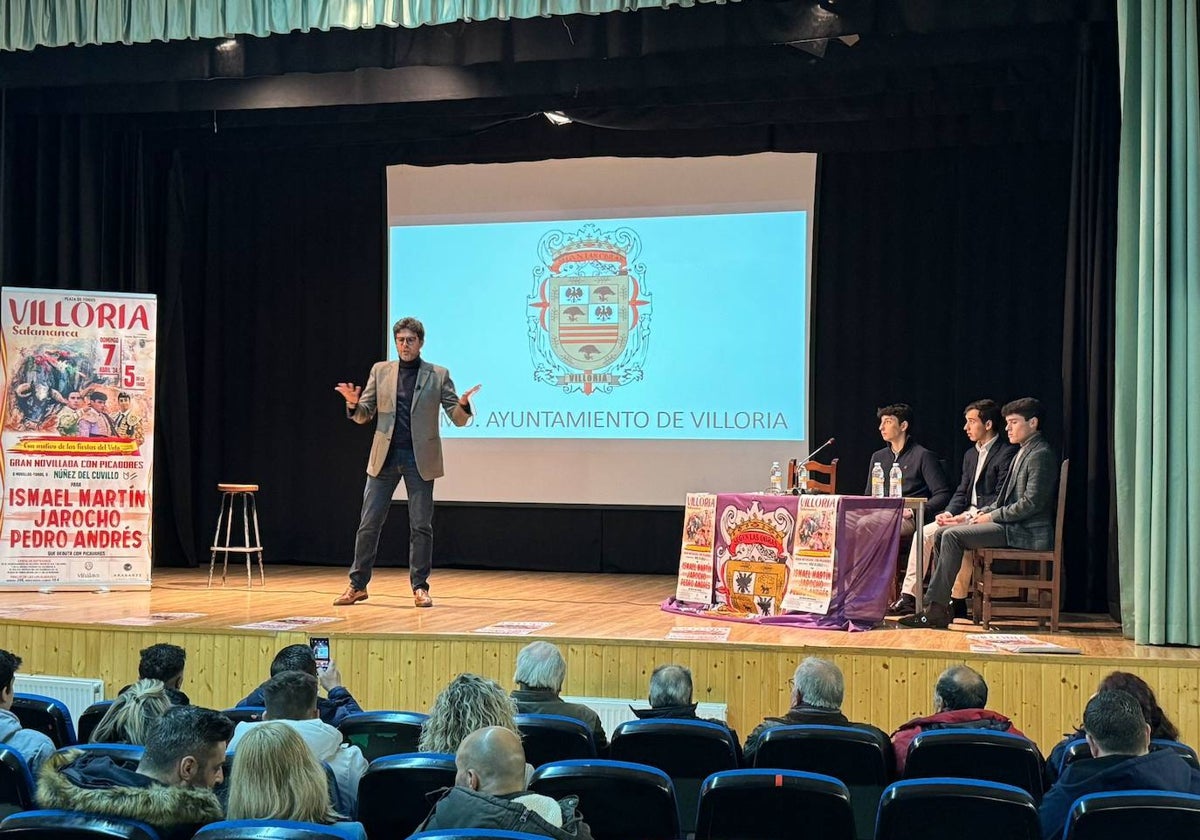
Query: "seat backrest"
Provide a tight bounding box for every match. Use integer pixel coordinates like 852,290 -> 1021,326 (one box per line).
876,778 -> 1040,840
529,759 -> 678,840
220,707 -> 265,725
696,769 -> 854,840
754,725 -> 892,784
1065,790 -> 1200,840
1149,739 -> 1200,769
610,719 -> 738,776
56,744 -> 144,772
410,832 -> 566,840
0,809 -> 161,840
11,695 -> 75,748
610,719 -> 738,835
1051,459 -> 1070,562
804,458 -> 839,495
194,819 -> 362,840
75,703 -> 113,746
904,729 -> 1045,802
355,752 -> 456,840
1055,737 -> 1093,777
514,714 -> 596,767
337,711 -> 428,761
0,747 -> 36,814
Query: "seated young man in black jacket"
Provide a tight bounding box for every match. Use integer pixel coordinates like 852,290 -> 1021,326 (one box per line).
36,705 -> 232,840
236,643 -> 362,727
1039,689 -> 1200,840
417,726 -> 593,839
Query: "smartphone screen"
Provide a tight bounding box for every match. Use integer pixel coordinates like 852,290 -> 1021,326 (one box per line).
310,636 -> 330,669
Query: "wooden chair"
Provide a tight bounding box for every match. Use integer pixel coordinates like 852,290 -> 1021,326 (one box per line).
969,460 -> 1068,631
800,458 -> 839,494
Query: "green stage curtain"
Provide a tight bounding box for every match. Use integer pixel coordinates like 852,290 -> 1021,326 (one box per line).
0,0 -> 732,52
1115,0 -> 1200,644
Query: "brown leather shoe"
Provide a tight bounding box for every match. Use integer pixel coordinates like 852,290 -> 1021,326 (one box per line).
332,586 -> 368,606
413,588 -> 433,608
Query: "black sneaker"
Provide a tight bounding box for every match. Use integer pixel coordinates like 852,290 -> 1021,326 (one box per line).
898,602 -> 952,629
886,594 -> 917,616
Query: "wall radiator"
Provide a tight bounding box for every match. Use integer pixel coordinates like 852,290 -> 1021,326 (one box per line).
15,675 -> 104,727
563,696 -> 728,738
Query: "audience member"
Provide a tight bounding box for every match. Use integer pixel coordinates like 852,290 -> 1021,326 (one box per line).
744,657 -> 889,766
226,721 -> 366,840
228,670 -> 368,814
889,399 -> 1016,617
236,643 -> 362,727
890,664 -> 1025,774
416,726 -> 594,839
420,673 -> 520,754
0,649 -> 55,772
118,644 -> 189,705
633,664 -> 742,762
91,679 -> 175,745
901,397 -> 1057,628
36,705 -> 231,840
511,641 -> 607,752
1045,671 -> 1181,783
1039,690 -> 1200,839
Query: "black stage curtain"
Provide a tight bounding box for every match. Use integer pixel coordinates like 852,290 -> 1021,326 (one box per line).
811,143 -> 1072,552
1061,26 -> 1119,616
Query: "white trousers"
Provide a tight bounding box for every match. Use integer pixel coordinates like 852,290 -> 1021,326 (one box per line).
900,511 -> 976,599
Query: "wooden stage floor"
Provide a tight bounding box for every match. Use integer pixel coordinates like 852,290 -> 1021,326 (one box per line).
0,566 -> 1196,753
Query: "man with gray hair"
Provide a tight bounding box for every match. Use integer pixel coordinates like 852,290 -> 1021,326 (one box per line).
890,664 -> 1024,773
630,664 -> 742,761
511,641 -> 607,751
1038,689 -> 1200,839
743,657 -> 886,764
416,726 -> 594,838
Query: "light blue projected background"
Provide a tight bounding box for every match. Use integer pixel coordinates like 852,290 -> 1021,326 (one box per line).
387,211 -> 806,441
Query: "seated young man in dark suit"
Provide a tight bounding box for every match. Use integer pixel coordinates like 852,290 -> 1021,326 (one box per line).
889,399 -> 1016,616
864,403 -> 952,562
900,397 -> 1056,629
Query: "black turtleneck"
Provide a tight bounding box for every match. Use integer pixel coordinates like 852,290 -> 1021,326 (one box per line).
389,355 -> 421,455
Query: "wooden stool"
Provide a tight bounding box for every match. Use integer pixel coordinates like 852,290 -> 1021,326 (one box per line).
208,483 -> 265,589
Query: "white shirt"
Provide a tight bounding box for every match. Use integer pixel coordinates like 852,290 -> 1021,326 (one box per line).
969,435 -> 999,509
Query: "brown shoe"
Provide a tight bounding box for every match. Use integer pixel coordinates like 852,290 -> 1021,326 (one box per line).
413,588 -> 433,608
333,586 -> 368,606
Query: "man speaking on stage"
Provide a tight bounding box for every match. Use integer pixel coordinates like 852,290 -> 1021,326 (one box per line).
333,317 -> 480,608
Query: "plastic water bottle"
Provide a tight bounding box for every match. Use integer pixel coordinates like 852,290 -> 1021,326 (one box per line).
889,462 -> 904,498
797,463 -> 810,493
871,462 -> 885,498
769,461 -> 783,494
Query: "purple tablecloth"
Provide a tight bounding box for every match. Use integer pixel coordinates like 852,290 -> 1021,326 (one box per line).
663,494 -> 903,631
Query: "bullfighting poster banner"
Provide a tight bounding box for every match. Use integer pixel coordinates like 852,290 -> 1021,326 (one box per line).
0,288 -> 156,590
672,492 -> 839,619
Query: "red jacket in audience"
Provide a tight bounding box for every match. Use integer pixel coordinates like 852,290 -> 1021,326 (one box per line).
890,708 -> 1024,774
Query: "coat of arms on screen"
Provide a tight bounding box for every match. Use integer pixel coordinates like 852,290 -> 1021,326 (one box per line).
526,224 -> 652,395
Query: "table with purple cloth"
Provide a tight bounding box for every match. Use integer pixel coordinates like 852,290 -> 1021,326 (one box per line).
663,492 -> 903,631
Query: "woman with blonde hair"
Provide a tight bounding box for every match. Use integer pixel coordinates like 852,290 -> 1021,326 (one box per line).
226,722 -> 365,839
89,679 -> 173,745
419,673 -> 520,754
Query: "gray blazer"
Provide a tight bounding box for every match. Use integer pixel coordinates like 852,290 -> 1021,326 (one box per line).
979,432 -> 1057,550
347,360 -> 471,479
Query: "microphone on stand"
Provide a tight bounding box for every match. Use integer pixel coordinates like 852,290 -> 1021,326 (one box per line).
791,437 -> 835,495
